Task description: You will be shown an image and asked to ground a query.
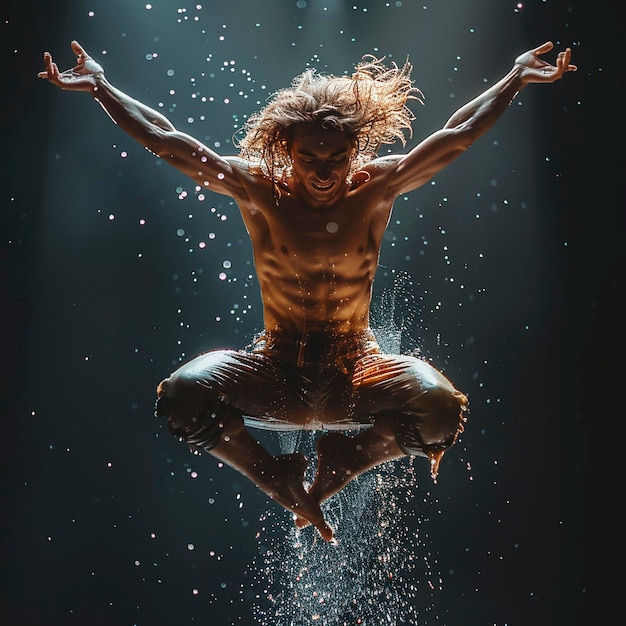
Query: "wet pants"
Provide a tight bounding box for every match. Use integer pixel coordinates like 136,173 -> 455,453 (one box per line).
154,329 -> 468,459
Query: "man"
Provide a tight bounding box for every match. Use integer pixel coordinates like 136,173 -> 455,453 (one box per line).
39,40 -> 575,542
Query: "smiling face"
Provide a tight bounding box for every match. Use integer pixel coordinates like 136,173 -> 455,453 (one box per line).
288,125 -> 355,207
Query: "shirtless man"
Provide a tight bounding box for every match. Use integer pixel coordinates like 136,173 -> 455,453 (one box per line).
39,40 -> 575,541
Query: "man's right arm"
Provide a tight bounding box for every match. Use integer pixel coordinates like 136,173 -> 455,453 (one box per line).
379,42 -> 576,199
39,41 -> 246,198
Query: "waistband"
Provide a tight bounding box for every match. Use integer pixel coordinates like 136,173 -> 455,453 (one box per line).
253,328 -> 381,368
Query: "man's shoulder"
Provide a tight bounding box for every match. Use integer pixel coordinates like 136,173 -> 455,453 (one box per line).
219,156 -> 266,190
220,157 -> 277,209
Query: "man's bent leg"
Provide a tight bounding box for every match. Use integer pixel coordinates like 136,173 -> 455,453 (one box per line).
353,353 -> 468,478
297,396 -> 463,529
298,356 -> 468,523
208,411 -> 334,541
155,362 -> 333,541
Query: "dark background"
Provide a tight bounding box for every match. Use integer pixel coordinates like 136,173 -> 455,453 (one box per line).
2,1 -> 621,625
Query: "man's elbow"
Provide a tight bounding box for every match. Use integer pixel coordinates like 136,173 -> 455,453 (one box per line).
145,127 -> 177,160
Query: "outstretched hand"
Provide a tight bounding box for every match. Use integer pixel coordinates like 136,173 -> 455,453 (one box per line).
515,41 -> 577,85
38,40 -> 104,91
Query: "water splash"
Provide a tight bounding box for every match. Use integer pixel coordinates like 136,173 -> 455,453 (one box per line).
249,431 -> 442,626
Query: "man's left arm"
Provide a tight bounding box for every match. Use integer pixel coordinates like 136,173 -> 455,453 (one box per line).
384,41 -> 576,197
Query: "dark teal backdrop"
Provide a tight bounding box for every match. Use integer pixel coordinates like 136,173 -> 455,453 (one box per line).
2,1 -> 620,624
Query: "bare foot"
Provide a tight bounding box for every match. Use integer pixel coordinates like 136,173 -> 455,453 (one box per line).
268,453 -> 334,542
293,433 -> 354,531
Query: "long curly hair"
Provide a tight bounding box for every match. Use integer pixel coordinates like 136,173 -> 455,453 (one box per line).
236,56 -> 423,181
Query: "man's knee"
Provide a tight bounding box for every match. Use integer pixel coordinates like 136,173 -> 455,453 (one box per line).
395,386 -> 468,456
155,374 -> 228,451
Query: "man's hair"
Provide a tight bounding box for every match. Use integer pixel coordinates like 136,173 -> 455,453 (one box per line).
236,56 -> 422,180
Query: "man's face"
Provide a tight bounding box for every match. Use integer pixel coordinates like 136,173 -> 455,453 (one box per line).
289,125 -> 355,206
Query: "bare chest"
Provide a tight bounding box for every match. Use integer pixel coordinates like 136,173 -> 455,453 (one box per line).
269,187 -> 388,251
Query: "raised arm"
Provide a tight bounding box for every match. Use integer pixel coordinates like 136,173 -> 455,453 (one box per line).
38,41 -> 247,198
383,41 -> 576,197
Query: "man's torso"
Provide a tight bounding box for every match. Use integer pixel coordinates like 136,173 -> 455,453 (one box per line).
232,165 -> 397,333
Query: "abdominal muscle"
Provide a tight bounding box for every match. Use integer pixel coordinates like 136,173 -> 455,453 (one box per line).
256,233 -> 379,334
